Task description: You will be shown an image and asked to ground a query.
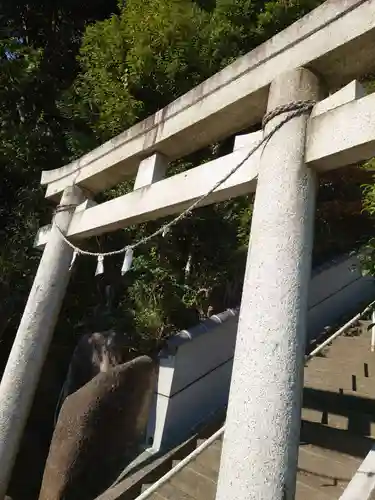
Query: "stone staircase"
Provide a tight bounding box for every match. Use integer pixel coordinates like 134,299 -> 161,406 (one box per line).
137,320 -> 375,500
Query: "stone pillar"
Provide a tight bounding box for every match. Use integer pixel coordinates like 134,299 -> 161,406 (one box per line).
215,68 -> 321,500
0,186 -> 86,499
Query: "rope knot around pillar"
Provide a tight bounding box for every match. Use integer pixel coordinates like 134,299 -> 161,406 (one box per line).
262,100 -> 316,129
54,203 -> 79,215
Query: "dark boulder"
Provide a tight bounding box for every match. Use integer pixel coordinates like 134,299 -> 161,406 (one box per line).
39,355 -> 156,500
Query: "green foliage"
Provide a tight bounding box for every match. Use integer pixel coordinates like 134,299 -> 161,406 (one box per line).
64,0 -> 225,140
66,0 -> 326,140
0,0 -> 118,356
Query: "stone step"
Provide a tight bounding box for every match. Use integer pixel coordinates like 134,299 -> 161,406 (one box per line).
295,479 -> 333,500
155,482 -> 196,499
296,450 -> 346,497
296,467 -> 344,498
305,363 -> 374,380
305,361 -> 373,376
141,481 -> 196,499
304,375 -> 375,399
302,408 -> 375,438
309,333 -> 373,350
301,420 -> 374,460
303,387 -> 375,418
313,349 -> 375,366
305,366 -> 373,384
196,438 -> 222,449
141,483 -> 152,493
193,441 -> 222,474
336,326 -> 372,339
306,355 -> 375,374
169,464 -> 217,499
303,384 -> 374,401
171,459 -> 218,483
297,445 -> 358,492
307,345 -> 373,362
312,337 -> 374,358
304,362 -> 375,381
146,493 -> 165,500
299,442 -> 361,470
333,332 -> 372,343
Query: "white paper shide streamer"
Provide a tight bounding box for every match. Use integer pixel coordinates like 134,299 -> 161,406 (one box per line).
95,255 -> 105,276
69,250 -> 78,271
121,247 -> 134,275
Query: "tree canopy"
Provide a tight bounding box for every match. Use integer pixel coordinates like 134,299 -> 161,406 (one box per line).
60,0 -> 375,342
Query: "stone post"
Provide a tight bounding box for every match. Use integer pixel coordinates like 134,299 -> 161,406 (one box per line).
215,68 -> 321,500
0,186 -> 86,499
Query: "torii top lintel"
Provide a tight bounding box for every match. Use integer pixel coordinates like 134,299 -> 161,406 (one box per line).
41,0 -> 375,201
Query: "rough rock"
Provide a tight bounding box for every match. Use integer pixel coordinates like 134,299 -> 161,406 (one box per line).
55,331 -> 136,421
39,355 -> 156,500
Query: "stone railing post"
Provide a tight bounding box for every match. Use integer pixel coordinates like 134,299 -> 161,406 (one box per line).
0,185 -> 86,499
215,68 -> 321,500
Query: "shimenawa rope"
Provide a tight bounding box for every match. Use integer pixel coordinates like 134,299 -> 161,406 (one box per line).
54,100 -> 316,275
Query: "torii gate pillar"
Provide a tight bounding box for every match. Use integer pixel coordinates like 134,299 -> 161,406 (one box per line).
216,68 -> 322,500
0,186 -> 86,499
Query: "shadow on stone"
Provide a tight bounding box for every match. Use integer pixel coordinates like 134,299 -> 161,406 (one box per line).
38,355 -> 156,500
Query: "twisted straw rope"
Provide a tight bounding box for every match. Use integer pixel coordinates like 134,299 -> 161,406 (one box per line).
55,100 -> 316,259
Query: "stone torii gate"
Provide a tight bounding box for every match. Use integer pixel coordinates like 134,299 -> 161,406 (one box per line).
0,1 -> 375,499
